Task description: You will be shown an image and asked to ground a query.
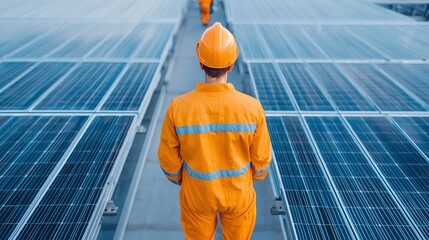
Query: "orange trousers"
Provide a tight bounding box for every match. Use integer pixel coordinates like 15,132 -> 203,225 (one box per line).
199,0 -> 212,25
180,191 -> 257,240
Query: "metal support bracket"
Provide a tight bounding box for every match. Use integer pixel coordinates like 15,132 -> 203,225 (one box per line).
271,197 -> 286,215
103,200 -> 118,216
136,125 -> 147,133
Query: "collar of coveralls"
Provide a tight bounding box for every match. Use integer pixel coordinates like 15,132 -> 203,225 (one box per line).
196,82 -> 235,92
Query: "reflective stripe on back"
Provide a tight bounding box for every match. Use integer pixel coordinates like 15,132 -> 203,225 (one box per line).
176,123 -> 256,135
183,161 -> 250,180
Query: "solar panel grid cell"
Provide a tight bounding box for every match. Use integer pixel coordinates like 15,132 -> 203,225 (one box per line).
339,64 -> 427,112
0,62 -> 34,90
0,116 -> 87,239
307,63 -> 377,112
0,63 -> 75,110
306,116 -> 420,239
347,116 -> 429,239
34,63 -> 125,111
101,63 -> 158,111
278,63 -> 335,111
268,116 -> 355,240
16,115 -> 133,240
249,63 -> 295,111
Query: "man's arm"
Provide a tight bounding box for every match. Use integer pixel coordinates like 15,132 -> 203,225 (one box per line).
158,100 -> 183,185
250,103 -> 272,182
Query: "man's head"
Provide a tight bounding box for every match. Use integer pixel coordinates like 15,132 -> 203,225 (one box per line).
196,22 -> 239,81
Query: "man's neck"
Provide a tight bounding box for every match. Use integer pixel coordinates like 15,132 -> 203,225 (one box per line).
205,74 -> 228,84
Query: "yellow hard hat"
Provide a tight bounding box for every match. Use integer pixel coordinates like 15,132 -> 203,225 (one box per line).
196,22 -> 239,68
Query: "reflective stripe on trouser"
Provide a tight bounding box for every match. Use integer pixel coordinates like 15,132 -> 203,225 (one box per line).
180,189 -> 256,240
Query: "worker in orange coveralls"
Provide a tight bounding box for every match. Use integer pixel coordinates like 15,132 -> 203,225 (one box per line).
199,0 -> 213,25
158,22 -> 272,240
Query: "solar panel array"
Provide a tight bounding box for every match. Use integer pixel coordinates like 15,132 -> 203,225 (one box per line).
224,0 -> 429,239
0,0 -> 187,239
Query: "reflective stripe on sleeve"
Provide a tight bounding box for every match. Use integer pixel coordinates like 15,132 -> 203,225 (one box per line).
161,166 -> 182,177
176,123 -> 256,135
183,161 -> 250,180
251,163 -> 270,175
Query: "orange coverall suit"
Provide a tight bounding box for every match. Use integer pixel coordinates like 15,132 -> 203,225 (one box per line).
199,0 -> 213,25
158,82 -> 272,240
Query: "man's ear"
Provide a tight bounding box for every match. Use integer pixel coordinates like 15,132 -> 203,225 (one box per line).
199,62 -> 204,70
228,64 -> 234,72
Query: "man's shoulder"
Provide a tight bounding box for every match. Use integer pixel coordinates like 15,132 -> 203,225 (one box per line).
233,90 -> 263,107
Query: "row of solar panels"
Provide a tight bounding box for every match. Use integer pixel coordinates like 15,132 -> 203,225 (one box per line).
0,115 -> 136,239
0,0 -> 187,20
0,62 -> 161,112
234,24 -> 429,60
268,115 -> 429,239
224,0 -> 411,22
0,22 -> 175,60
249,62 -> 429,112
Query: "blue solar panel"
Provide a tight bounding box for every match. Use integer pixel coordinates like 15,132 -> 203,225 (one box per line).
86,23 -> 136,58
258,25 -> 297,58
267,116 -> 355,239
249,63 -> 295,111
0,62 -> 34,90
34,63 -> 125,111
377,64 -> 429,107
278,26 -> 327,59
0,63 -> 75,110
133,23 -> 174,59
101,63 -> 158,111
278,63 -> 334,111
234,25 -> 271,59
347,116 -> 429,238
306,116 -> 420,239
302,26 -> 364,59
49,23 -> 113,58
347,26 -> 421,59
393,117 -> 429,158
0,115 -> 87,239
308,63 -> 377,112
323,26 -> 385,59
11,24 -> 86,58
339,64 -> 427,111
16,115 -> 134,240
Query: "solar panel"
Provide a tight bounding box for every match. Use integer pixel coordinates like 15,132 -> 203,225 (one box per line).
307,116 -> 420,239
86,23 -> 136,58
34,63 -> 125,111
15,115 -> 134,240
345,26 -> 421,59
0,63 -> 75,110
0,62 -> 34,90
339,64 -> 427,111
101,63 -> 158,111
278,26 -> 327,59
0,115 -> 88,239
248,63 -> 295,111
393,117 -> 429,158
377,64 -> 429,107
347,116 -> 429,238
267,116 -> 355,239
258,25 -> 297,59
133,23 -> 174,59
48,23 -> 116,58
278,63 -> 334,111
307,63 -> 377,112
233,25 -> 271,59
10,23 -> 87,58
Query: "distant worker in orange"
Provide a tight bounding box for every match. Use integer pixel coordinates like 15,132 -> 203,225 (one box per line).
199,0 -> 213,25
158,22 -> 272,240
